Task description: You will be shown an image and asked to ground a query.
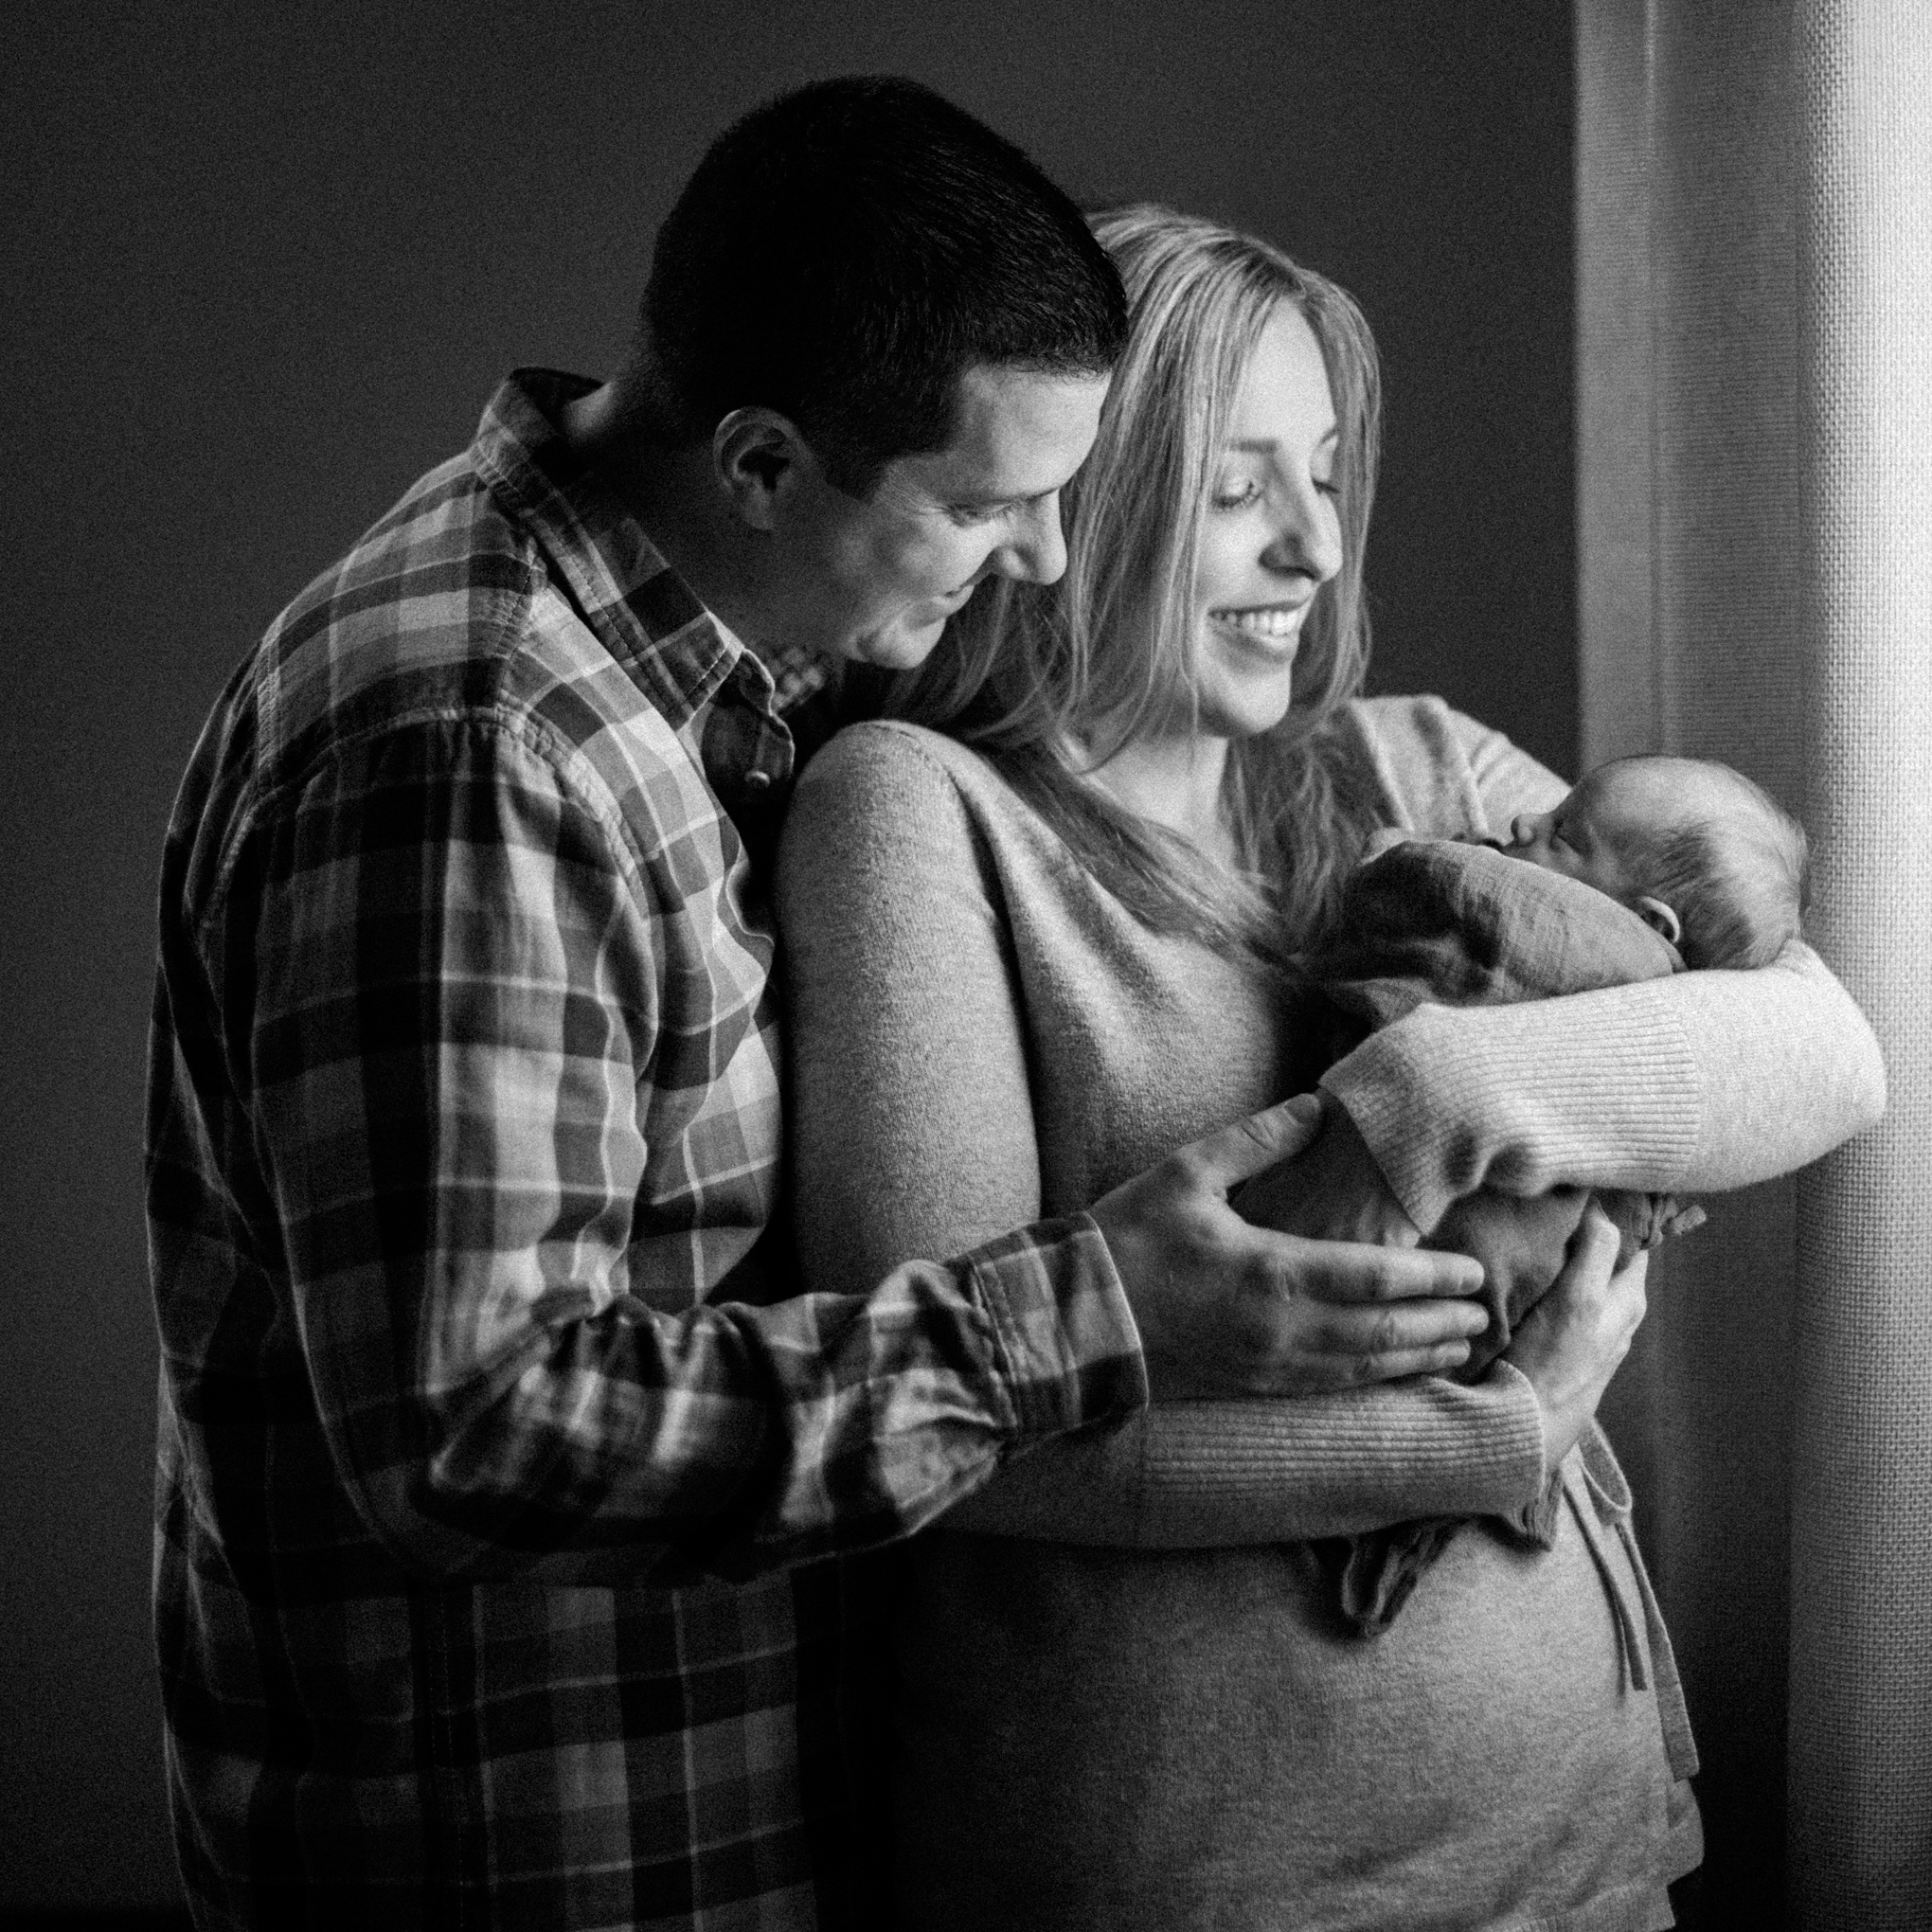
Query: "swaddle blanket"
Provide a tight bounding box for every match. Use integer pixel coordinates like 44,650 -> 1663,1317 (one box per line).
1295,836 -> 1705,1634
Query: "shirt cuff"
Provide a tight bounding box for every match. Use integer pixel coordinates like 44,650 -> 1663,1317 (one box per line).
961,1214 -> 1149,1440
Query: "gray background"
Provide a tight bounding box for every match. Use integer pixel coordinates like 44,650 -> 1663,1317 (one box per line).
0,1 -> 1572,1911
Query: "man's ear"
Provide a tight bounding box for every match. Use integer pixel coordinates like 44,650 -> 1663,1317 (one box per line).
1635,895 -> 1683,948
712,408 -> 813,531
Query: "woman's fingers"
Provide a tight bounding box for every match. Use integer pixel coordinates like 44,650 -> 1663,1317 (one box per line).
1505,1205 -> 1651,1468
1566,1198 -> 1622,1279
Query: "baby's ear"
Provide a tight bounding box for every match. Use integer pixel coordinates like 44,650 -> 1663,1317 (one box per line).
1635,895 -> 1683,948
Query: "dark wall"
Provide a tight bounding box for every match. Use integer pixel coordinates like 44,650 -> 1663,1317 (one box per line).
0,2 -> 1572,1908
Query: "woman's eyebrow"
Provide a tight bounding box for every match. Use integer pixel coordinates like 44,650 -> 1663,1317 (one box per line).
1228,425 -> 1341,453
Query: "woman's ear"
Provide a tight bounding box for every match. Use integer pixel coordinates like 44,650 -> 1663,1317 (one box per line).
1635,895 -> 1683,948
712,408 -> 813,530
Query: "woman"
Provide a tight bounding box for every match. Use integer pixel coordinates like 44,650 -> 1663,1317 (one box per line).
778,206 -> 1883,1929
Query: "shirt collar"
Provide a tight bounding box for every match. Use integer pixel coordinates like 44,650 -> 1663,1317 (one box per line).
469,368 -> 832,725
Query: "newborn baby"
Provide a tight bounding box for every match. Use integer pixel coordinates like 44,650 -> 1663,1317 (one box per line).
1295,754 -> 1808,1632
1498,753 -> 1808,969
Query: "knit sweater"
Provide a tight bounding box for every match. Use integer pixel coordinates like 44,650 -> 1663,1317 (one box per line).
778,696 -> 1885,1931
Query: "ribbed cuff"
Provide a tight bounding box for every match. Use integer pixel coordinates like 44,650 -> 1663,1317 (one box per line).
1322,991 -> 1702,1231
1134,1361 -> 1547,1543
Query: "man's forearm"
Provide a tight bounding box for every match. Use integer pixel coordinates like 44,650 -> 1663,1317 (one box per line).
291,1218 -> 1145,1588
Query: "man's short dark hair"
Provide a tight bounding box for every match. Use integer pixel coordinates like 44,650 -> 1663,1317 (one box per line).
640,75 -> 1127,493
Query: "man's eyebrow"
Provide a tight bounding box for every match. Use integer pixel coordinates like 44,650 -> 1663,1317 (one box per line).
950,483 -> 1052,509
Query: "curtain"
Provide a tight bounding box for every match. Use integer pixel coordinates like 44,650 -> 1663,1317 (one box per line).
1577,2 -> 1932,1924
1788,3 -> 1932,1924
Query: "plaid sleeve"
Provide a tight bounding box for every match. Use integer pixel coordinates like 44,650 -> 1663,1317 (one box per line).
224,715 -> 1143,1583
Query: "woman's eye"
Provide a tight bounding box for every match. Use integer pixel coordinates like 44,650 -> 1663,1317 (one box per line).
950,503 -> 1009,527
1212,478 -> 1261,510
1314,474 -> 1341,498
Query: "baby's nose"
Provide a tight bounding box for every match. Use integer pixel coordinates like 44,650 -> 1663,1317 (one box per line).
1510,812 -> 1539,846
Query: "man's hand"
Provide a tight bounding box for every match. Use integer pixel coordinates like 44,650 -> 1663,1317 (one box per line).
1231,1090 -> 1424,1248
1088,1095 -> 1491,1402
1504,1203 -> 1650,1470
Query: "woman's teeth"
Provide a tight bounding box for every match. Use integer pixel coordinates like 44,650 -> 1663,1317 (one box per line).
1213,606 -> 1304,638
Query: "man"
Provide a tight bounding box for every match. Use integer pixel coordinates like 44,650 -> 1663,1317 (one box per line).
148,78 -> 1494,1926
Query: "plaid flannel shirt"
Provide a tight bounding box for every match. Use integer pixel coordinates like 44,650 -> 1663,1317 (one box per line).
147,370 -> 1146,1929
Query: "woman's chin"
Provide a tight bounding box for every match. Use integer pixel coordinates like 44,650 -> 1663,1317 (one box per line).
1196,689 -> 1299,742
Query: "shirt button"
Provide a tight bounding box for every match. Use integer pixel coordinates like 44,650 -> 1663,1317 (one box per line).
744,769 -> 773,792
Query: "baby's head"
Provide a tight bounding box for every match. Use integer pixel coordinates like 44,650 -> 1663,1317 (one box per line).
1503,755 -> 1808,969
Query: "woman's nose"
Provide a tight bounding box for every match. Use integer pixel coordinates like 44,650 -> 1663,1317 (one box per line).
1263,489 -> 1342,585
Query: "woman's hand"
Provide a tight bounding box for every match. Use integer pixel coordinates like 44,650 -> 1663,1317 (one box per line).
1089,1094 -> 1491,1403
1504,1203 -> 1649,1470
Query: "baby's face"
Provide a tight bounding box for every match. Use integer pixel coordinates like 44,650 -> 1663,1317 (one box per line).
1502,762 -> 1681,903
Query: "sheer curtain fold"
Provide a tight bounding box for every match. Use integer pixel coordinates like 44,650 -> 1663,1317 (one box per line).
1790,4 -> 1932,1925
1577,2 -> 1932,1923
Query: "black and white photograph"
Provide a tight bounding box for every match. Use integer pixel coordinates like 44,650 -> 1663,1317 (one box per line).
4,5 -> 1925,1928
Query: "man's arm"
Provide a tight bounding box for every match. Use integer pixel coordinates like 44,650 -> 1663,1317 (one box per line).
230,716 -> 1149,1587
228,718 -> 1476,1586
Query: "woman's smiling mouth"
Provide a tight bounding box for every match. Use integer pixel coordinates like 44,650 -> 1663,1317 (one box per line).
1209,601 -> 1310,646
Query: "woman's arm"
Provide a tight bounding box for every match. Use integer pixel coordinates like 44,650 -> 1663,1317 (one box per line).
1325,703 -> 1887,1232
1328,946 -> 1885,1231
779,724 -> 1547,1547
941,1371 -> 1545,1543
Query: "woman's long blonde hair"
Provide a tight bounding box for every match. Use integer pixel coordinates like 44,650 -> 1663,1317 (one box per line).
886,203 -> 1384,959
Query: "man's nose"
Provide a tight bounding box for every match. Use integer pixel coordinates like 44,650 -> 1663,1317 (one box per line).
994,495 -> 1069,586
